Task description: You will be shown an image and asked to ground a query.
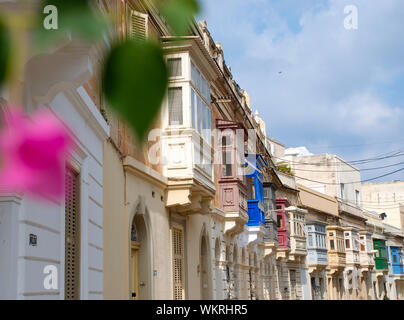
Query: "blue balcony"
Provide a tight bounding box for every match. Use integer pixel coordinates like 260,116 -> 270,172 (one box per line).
245,154 -> 267,227
390,246 -> 404,275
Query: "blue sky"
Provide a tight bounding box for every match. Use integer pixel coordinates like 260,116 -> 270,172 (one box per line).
198,0 -> 404,181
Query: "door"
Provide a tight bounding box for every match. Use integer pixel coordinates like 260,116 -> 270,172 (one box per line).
131,242 -> 140,300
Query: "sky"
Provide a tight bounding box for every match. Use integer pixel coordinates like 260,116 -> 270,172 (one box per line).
198,0 -> 404,182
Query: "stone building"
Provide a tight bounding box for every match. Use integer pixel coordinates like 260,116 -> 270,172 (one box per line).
0,1 -> 109,299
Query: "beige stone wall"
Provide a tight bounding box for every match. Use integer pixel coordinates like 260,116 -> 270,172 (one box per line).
291,155 -> 361,205
103,142 -> 172,299
297,184 -> 339,217
362,181 -> 404,230
103,141 -> 128,299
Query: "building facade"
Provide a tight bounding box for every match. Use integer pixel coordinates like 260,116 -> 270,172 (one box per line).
1,0 -> 404,301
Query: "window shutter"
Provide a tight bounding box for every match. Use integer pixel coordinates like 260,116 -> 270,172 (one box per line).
65,166 -> 80,300
130,10 -> 148,40
172,227 -> 185,300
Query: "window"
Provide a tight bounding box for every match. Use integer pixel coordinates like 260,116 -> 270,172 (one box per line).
190,62 -> 211,142
340,183 -> 345,200
247,177 -> 255,200
308,234 -> 313,247
263,184 -> 275,213
168,58 -> 182,77
172,227 -> 185,300
222,135 -> 232,146
168,87 -> 183,125
222,151 -> 232,177
345,239 -> 350,249
65,166 -> 80,300
277,215 -> 283,229
330,240 -> 335,250
355,190 -> 360,206
130,10 -> 148,40
191,89 -> 196,128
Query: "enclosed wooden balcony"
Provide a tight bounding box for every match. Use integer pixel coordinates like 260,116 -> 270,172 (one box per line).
216,119 -> 249,235
373,238 -> 388,271
306,221 -> 328,272
276,198 -> 290,250
288,207 -> 307,262
344,227 -> 360,266
326,226 -> 346,271
358,231 -> 374,272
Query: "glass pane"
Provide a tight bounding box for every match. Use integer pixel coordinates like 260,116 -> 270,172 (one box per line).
207,108 -> 211,143
191,62 -> 196,84
277,215 -> 283,228
168,87 -> 183,125
168,58 -> 182,77
222,135 -> 233,146
330,240 -> 335,250
222,151 -> 232,177
197,69 -> 201,91
203,103 -> 208,139
201,76 -> 206,97
247,177 -> 255,199
191,89 -> 196,129
197,96 -> 202,133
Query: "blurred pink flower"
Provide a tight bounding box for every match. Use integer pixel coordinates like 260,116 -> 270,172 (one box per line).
0,107 -> 73,202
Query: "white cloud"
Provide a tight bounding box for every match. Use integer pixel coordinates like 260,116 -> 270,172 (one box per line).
200,0 -> 404,180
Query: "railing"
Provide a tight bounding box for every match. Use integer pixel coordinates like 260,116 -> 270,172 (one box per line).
337,199 -> 363,219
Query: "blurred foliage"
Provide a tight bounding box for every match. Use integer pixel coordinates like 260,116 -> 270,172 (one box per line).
102,40 -> 168,142
1,0 -> 200,143
34,0 -> 109,49
0,18 -> 11,88
277,163 -> 294,176
159,0 -> 199,36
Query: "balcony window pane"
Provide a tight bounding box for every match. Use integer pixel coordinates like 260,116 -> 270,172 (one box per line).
247,177 -> 255,200
345,239 -> 350,249
393,255 -> 398,263
168,87 -> 183,125
277,215 -> 283,228
197,69 -> 201,91
222,151 -> 232,177
168,58 -> 182,77
222,135 -> 233,146
197,96 -> 202,133
191,89 -> 196,129
191,62 -> 197,84
201,76 -> 206,97
330,240 -> 335,250
203,103 -> 208,140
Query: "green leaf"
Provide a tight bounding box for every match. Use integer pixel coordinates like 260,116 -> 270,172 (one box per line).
102,40 -> 168,142
34,0 -> 108,48
160,0 -> 199,36
0,18 -> 11,88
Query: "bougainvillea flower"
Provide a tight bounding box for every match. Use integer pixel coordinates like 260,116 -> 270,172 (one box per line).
0,107 -> 73,202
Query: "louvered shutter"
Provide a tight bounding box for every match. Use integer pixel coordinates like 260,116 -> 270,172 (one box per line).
130,10 -> 148,40
172,227 -> 185,300
65,166 -> 80,300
